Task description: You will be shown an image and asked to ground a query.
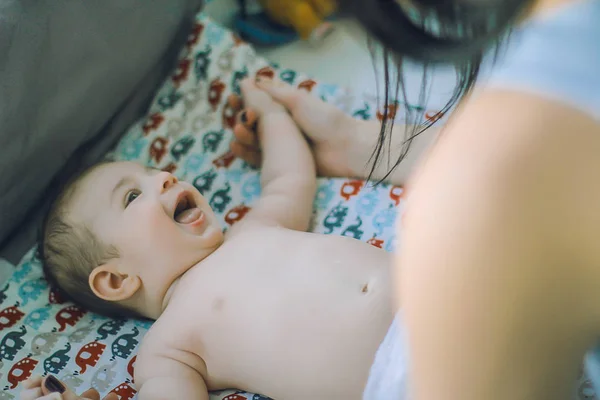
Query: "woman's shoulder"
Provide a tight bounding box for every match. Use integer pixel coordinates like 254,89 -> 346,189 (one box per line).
480,0 -> 600,121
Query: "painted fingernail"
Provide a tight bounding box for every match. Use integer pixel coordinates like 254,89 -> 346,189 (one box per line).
240,111 -> 248,124
45,375 -> 66,394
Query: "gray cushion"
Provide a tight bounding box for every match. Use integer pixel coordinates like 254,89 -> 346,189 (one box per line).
0,0 -> 203,262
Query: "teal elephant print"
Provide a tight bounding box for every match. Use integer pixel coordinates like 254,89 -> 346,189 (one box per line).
323,203 -> 349,234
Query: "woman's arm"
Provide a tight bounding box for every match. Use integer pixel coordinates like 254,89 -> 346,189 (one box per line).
349,118 -> 439,184
399,89 -> 600,400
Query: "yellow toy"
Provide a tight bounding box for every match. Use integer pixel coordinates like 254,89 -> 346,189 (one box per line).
257,0 -> 338,42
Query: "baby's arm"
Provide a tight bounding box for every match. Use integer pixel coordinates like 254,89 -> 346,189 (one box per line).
136,357 -> 208,400
236,78 -> 317,231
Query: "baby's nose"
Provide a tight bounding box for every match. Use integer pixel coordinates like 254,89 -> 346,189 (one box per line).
157,171 -> 178,192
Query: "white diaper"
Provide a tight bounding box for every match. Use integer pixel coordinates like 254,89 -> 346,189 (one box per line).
363,315 -> 410,400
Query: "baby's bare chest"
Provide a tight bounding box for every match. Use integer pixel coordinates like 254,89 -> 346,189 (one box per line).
173,231 -> 389,337
150,229 -> 394,393
181,228 -> 389,305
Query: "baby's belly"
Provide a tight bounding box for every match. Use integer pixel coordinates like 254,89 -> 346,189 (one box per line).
181,231 -> 395,399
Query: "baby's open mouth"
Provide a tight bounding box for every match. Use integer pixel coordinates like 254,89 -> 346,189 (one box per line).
174,193 -> 204,225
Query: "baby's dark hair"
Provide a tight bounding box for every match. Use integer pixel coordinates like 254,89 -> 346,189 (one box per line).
38,162 -> 142,319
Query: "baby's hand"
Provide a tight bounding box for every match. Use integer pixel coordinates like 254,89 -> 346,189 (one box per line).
230,78 -> 291,164
230,77 -> 356,177
19,375 -> 118,400
239,78 -> 286,117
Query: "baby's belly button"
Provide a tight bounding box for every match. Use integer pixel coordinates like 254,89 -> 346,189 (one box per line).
355,275 -> 383,295
361,282 -> 371,293
346,275 -> 382,294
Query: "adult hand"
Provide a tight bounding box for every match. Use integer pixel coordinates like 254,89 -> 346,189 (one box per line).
20,375 -> 119,400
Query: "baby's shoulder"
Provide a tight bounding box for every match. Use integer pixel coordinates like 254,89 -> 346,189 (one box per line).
135,315 -> 206,382
147,307 -> 197,344
136,317 -> 176,359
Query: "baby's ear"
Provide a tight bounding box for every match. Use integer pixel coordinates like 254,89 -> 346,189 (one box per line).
89,263 -> 141,302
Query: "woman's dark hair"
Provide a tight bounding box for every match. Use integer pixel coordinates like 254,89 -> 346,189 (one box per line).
341,0 -> 535,182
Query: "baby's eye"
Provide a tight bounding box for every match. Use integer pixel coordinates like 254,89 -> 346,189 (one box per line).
124,190 -> 141,208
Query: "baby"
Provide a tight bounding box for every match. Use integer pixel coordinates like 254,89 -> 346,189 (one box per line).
29,79 -> 395,400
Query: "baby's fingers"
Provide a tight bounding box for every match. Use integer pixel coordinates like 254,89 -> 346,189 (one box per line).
22,375 -> 44,390
20,376 -> 43,400
240,78 -> 285,114
240,78 -> 268,104
255,77 -> 305,112
19,386 -> 44,400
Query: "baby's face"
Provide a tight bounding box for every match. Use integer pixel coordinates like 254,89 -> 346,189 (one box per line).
72,162 -> 224,289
